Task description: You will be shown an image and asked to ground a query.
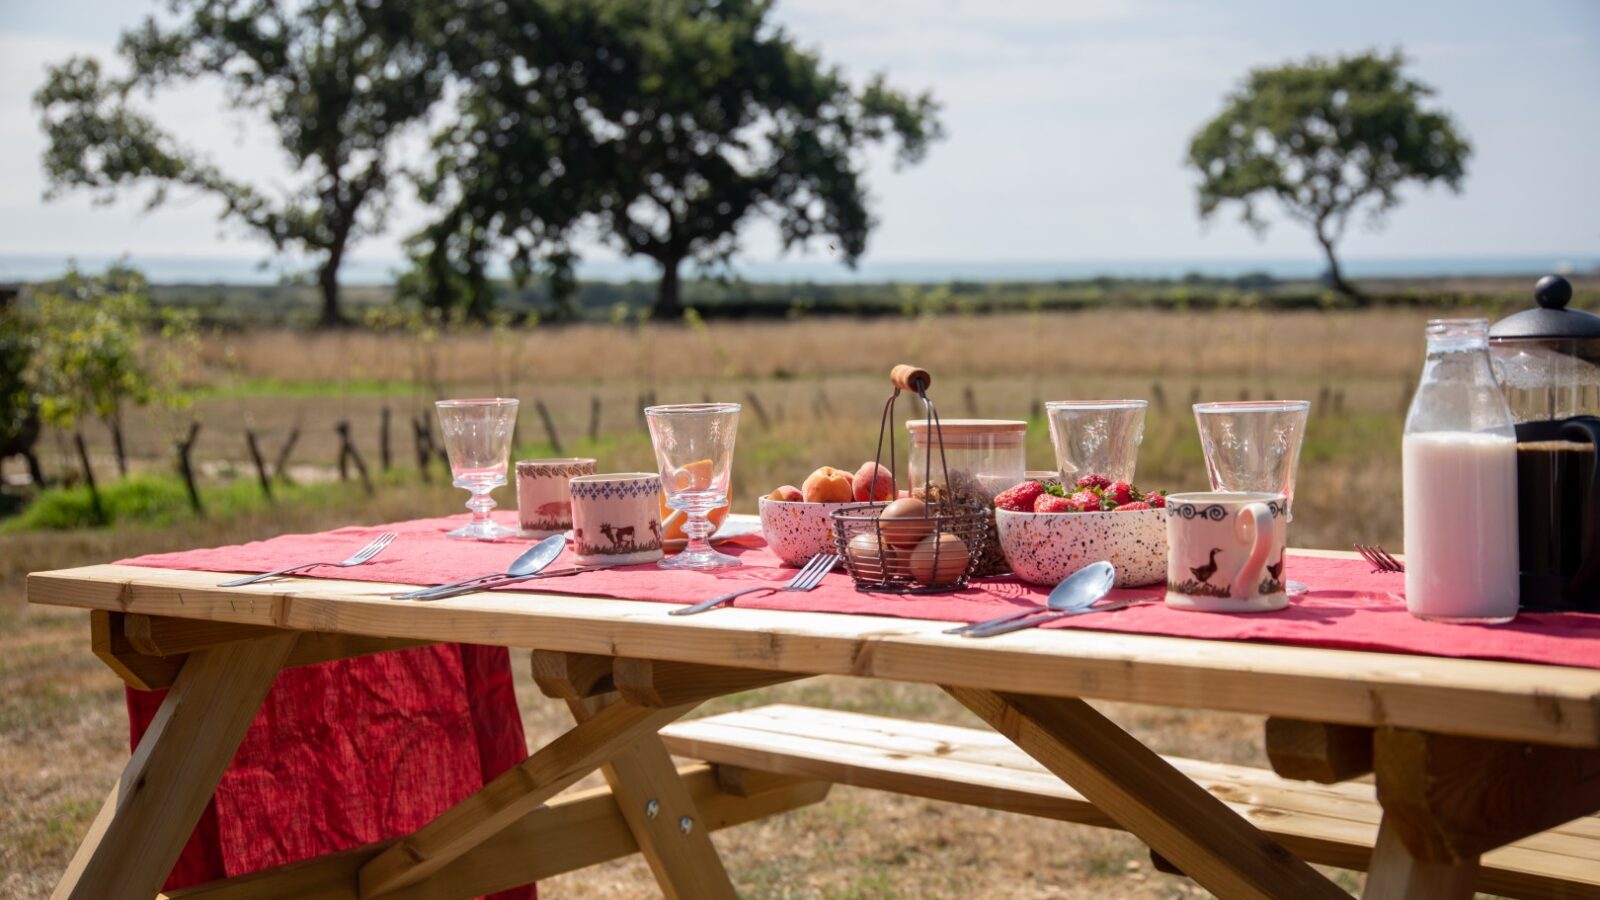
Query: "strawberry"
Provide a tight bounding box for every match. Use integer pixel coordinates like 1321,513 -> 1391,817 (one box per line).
1145,491 -> 1167,509
1068,490 -> 1104,512
1105,481 -> 1138,505
1033,494 -> 1076,513
995,480 -> 1045,512
1116,501 -> 1152,511
1075,473 -> 1111,490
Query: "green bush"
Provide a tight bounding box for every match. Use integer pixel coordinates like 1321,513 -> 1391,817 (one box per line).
0,473 -> 372,533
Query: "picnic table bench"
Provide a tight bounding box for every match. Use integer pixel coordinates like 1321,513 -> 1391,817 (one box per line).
27,538 -> 1600,900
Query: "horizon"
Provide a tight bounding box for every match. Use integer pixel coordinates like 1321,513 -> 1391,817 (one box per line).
2,251 -> 1598,287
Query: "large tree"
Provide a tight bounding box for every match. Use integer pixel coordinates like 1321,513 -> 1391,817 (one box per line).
1188,51 -> 1470,298
418,0 -> 943,319
34,0 -> 450,326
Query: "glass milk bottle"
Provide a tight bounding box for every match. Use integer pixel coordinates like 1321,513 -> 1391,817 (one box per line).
1402,319 -> 1520,623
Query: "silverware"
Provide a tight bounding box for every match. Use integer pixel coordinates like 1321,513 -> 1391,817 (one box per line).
1355,544 -> 1405,573
945,560 -> 1117,635
963,561 -> 1118,638
397,534 -> 566,599
218,532 -> 398,587
670,553 -> 840,616
409,562 -> 624,601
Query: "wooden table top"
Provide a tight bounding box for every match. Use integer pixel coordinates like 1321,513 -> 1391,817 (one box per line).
29,550 -> 1600,750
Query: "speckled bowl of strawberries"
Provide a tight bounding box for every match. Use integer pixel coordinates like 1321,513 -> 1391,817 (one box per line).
992,476 -> 1169,588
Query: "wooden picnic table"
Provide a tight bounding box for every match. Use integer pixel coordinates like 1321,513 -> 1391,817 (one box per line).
27,540 -> 1600,900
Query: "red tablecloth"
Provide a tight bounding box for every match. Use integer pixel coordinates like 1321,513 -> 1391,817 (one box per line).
124,513 -> 1600,671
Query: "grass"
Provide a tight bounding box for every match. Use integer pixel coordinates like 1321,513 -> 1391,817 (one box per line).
0,307 -> 1461,897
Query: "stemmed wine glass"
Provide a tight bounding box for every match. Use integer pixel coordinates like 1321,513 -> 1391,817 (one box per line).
1193,400 -> 1311,592
436,398 -> 520,541
646,403 -> 741,570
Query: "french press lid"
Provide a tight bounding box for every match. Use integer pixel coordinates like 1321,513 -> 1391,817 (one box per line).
1488,275 -> 1600,340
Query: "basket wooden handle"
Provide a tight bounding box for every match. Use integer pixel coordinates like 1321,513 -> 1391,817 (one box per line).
890,365 -> 931,393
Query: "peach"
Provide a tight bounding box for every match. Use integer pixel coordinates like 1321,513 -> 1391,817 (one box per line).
801,466 -> 854,503
852,461 -> 896,502
766,484 -> 803,502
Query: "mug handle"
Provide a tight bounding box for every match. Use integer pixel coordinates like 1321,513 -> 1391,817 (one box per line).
1560,417 -> 1600,601
1229,501 -> 1275,598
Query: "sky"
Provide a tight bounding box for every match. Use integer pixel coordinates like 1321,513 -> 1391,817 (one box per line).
0,0 -> 1597,277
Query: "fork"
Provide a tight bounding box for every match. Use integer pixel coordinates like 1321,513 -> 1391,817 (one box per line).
670,553 -> 840,616
217,532 -> 399,587
1354,543 -> 1405,574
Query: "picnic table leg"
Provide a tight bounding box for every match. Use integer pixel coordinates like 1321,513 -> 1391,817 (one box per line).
53,631 -> 299,900
567,693 -> 740,900
1362,817 -> 1478,900
945,687 -> 1347,900
1363,726 -> 1600,900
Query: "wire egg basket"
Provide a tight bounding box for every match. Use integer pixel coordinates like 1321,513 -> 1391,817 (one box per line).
831,365 -> 990,593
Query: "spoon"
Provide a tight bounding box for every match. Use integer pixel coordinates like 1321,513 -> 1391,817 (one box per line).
959,561 -> 1118,638
396,534 -> 566,599
945,561 -> 1117,635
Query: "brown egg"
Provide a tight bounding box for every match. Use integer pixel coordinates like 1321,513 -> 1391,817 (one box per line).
906,532 -> 969,587
846,532 -> 899,582
877,497 -> 932,548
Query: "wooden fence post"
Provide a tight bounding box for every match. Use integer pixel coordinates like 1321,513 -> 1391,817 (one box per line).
412,416 -> 432,483
175,422 -> 203,518
272,427 -> 300,484
588,395 -> 601,443
535,399 -> 564,454
244,428 -> 273,501
742,391 -> 771,429
337,421 -> 375,495
380,407 -> 393,471
74,432 -> 107,524
963,385 -> 978,417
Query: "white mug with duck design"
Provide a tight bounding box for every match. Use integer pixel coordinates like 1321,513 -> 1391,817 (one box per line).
569,473 -> 665,566
1164,491 -> 1289,612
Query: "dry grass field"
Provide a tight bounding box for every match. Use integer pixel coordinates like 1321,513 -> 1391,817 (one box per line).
0,308 -> 1499,898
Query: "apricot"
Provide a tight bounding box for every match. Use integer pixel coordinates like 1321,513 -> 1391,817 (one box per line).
670,459 -> 715,492
852,461 -> 896,502
765,484 -> 803,502
801,466 -> 854,503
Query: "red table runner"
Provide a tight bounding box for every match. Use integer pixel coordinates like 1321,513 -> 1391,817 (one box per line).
124,512 -> 1600,670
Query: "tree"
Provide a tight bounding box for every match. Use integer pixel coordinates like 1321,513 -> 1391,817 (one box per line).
1188,51 -> 1470,298
34,0 -> 450,326
418,0 -> 943,320
28,266 -> 194,481
0,293 -> 44,487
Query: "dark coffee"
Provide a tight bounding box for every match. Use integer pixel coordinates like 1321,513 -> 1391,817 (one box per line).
1516,439 -> 1595,579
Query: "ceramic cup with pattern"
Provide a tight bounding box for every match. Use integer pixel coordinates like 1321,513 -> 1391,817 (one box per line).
1164,491 -> 1289,612
516,457 -> 597,537
569,473 -> 665,566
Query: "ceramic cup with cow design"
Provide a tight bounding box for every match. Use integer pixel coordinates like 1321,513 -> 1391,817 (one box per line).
516,457 -> 597,537
569,473 -> 665,566
1164,491 -> 1289,613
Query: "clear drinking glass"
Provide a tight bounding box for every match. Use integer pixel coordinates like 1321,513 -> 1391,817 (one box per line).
1194,400 -> 1311,593
436,398 -> 520,540
646,403 -> 741,570
1044,400 -> 1147,484
1193,401 -> 1311,505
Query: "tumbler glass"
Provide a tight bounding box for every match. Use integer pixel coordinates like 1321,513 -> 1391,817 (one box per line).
1044,400 -> 1147,484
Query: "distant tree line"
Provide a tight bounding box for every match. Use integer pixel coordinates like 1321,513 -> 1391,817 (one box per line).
35,0 -> 941,326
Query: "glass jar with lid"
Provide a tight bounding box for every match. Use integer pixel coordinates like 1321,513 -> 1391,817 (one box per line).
906,419 -> 1028,501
